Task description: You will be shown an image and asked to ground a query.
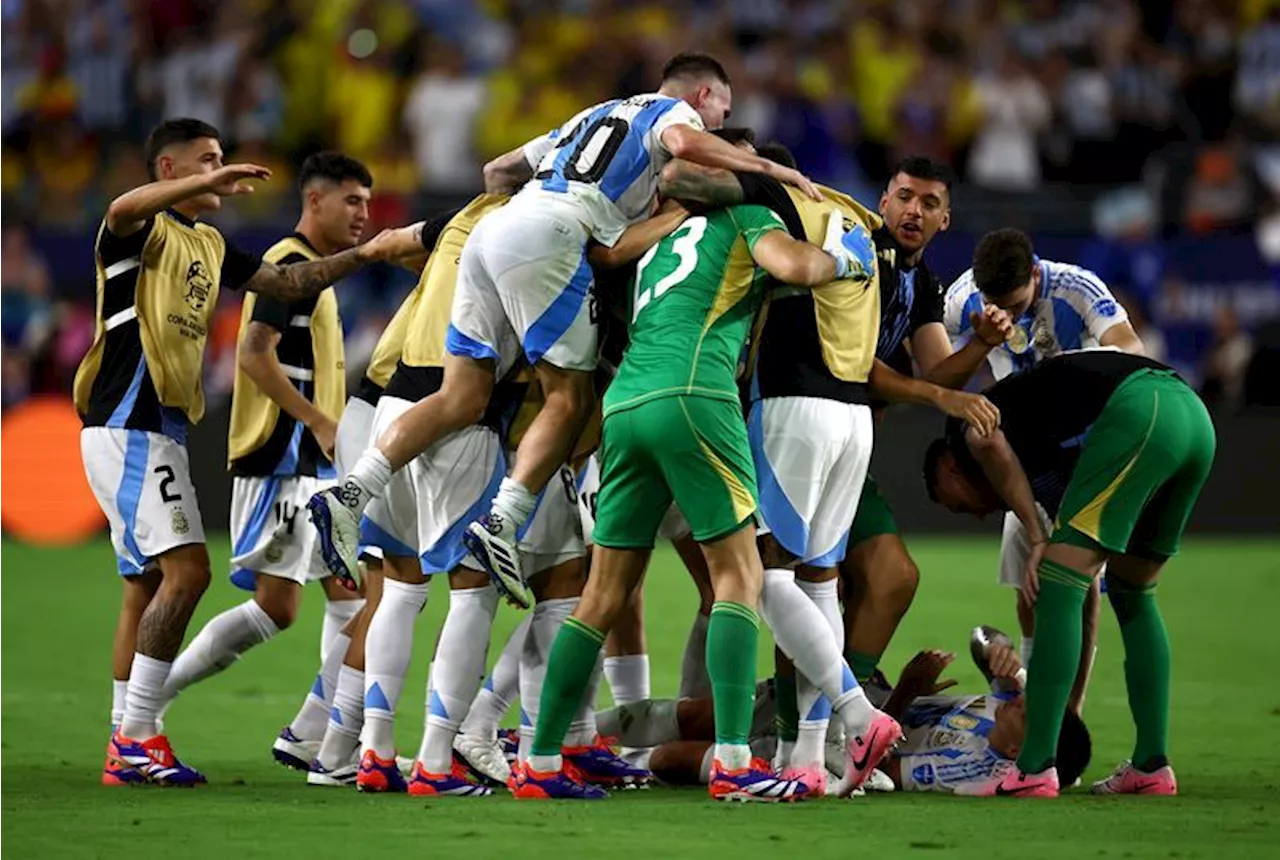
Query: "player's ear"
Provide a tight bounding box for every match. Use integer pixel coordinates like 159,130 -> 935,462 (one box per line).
940,207 -> 951,232
157,154 -> 175,181
878,191 -> 889,217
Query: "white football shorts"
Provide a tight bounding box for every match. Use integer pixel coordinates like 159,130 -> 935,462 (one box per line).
576,453 -> 691,547
229,474 -> 335,589
748,396 -> 873,566
999,507 -> 1106,587
360,396 -> 506,573
522,464 -> 587,575
81,427 -> 205,575
447,199 -> 598,375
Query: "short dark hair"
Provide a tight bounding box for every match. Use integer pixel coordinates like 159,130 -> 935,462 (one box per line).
923,437 -> 951,503
972,228 -> 1035,298
1055,708 -> 1092,788
661,52 -> 730,86
298,151 -> 373,194
891,155 -> 954,191
144,118 -> 221,180
710,127 -> 755,147
757,142 -> 797,170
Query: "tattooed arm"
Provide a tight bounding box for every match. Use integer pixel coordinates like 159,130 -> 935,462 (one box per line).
657,160 -> 748,208
241,223 -> 425,302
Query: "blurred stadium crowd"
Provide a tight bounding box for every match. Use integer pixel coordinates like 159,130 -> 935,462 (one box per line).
3,0 -> 1279,412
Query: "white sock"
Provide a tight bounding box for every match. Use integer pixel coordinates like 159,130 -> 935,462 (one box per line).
773,738 -> 795,773
603,654 -> 650,706
1020,636 -> 1035,668
760,568 -> 873,737
122,654 -> 172,739
111,679 -> 129,727
491,476 -> 537,535
162,599 -> 279,701
595,699 -> 681,747
321,598 -> 364,663
793,578 -> 841,769
362,578 -> 428,759
713,742 -> 751,771
344,448 -> 394,518
416,584 -> 499,772
519,597 -> 578,770
678,612 -> 711,700
316,665 -> 364,770
461,615 -> 529,739
288,631 -> 351,743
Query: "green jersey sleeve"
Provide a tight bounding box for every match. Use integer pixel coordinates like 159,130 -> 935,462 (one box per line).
729,204 -> 786,253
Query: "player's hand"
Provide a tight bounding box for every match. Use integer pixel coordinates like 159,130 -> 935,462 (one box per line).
308,414 -> 338,462
822,211 -> 876,281
971,304 -> 1014,347
1022,538 -> 1048,606
770,163 -> 822,201
938,390 -> 1000,437
360,224 -> 426,262
898,649 -> 959,697
204,163 -> 271,196
986,643 -> 1024,685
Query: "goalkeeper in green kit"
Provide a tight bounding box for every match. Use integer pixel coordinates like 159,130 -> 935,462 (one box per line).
513,181 -> 878,802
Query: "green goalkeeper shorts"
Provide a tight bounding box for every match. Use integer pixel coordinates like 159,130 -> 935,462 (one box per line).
593,395 -> 758,549
1054,370 -> 1216,559
847,475 -> 900,545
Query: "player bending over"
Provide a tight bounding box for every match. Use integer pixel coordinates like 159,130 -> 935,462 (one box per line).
925,350 -> 1214,796
307,53 -> 822,612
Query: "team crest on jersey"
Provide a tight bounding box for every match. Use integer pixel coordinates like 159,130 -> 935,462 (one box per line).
171,508 -> 190,535
264,540 -> 283,564
1032,320 -> 1056,352
946,713 -> 979,731
184,261 -> 213,311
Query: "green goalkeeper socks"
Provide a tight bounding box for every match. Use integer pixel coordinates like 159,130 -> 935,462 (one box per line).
1106,576 -> 1171,770
530,617 -> 605,758
848,650 -> 881,685
1018,559 -> 1092,774
706,602 -> 760,746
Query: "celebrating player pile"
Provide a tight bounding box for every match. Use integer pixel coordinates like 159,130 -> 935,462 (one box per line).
77,50 -> 1213,805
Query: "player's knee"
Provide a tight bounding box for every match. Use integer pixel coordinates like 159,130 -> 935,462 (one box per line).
163,562 -> 211,604
884,555 -> 920,613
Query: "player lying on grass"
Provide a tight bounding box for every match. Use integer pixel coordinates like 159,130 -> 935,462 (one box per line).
595,626 -> 1091,795
925,349 -> 1215,796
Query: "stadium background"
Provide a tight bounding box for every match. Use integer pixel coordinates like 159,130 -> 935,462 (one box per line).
3,0 -> 1278,539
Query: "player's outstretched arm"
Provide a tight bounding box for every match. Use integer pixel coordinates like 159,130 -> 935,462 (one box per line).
483,145 -> 536,195
657,160 -> 747,208
964,426 -> 1047,549
243,223 -> 424,302
239,321 -> 337,458
868,360 -> 1001,436
661,125 -> 820,200
588,200 -> 691,268
105,163 -> 271,236
913,308 -> 1013,390
749,230 -> 837,286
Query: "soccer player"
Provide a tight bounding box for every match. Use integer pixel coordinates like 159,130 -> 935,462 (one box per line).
78,118 -> 424,786
154,152 -> 373,759
840,157 -> 1013,694
512,192 -> 877,800
307,53 -> 823,611
945,228 -> 1145,707
657,146 -> 999,795
924,350 -> 1215,796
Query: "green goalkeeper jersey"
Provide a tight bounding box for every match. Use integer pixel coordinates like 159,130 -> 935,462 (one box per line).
603,204 -> 784,417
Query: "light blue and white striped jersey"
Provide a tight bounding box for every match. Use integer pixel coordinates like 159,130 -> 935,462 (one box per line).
517,93 -> 704,247
944,258 -> 1128,380
896,693 -> 1017,793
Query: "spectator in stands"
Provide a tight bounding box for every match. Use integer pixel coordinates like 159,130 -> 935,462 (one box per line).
1235,7 -> 1280,136
403,42 -> 486,193
0,223 -> 53,409
968,49 -> 1050,191
1201,306 -> 1255,412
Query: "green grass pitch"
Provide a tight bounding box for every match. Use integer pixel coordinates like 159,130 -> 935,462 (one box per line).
3,536 -> 1278,858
